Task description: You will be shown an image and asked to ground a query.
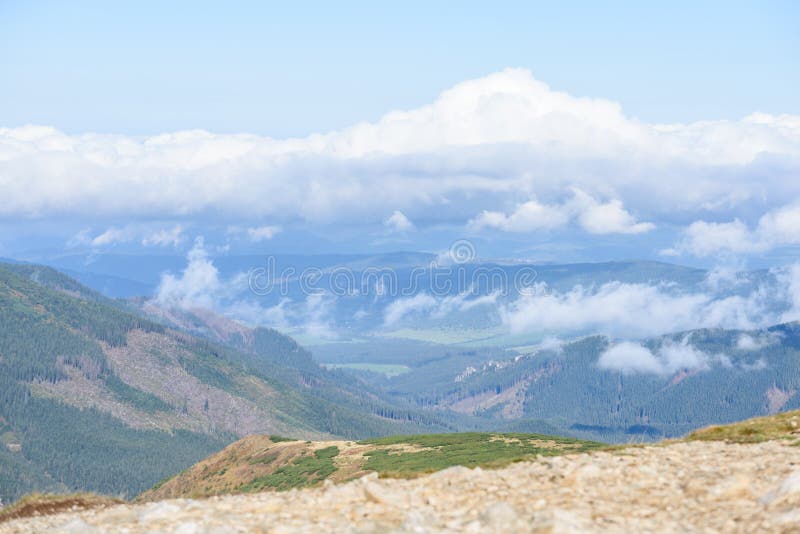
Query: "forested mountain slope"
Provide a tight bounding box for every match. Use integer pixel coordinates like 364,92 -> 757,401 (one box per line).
0,264 -> 449,504
397,325 -> 800,441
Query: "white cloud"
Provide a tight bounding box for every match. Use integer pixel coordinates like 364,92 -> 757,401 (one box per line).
570,189 -> 655,235
657,340 -> 711,373
74,224 -> 186,248
666,220 -> 763,257
758,202 -> 800,246
469,198 -> 570,232
155,237 -> 223,309
500,264 -> 800,339
501,282 -> 707,338
383,293 -> 438,326
778,263 -> 800,323
598,334 -> 774,376
384,210 -> 414,232
148,238 -> 339,338
667,202 -> 800,257
246,225 -> 282,242
597,342 -> 665,375
142,225 -> 184,247
431,291 -> 501,319
735,334 -> 779,351
598,338 -> 714,376
382,290 -> 501,326
67,228 -> 92,247
1,69 -> 798,234
300,293 -> 338,339
226,298 -> 290,328
468,189 -> 653,235
704,264 -> 749,292
91,226 -> 135,246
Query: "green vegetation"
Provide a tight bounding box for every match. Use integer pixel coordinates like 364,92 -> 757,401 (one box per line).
14,258 -> 800,507
141,431 -> 608,499
105,374 -> 172,413
0,265 -> 232,503
685,410 -> 800,444
248,453 -> 279,465
359,432 -> 604,476
238,446 -> 340,492
374,324 -> 800,443
0,374 -> 227,501
268,435 -> 296,443
0,262 -> 456,504
0,264 -> 163,383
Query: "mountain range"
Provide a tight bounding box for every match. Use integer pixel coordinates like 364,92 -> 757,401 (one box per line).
2,258 -> 799,504
0,263 -> 449,504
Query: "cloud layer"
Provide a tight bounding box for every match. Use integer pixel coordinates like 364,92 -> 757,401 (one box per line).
2,68 -> 799,251
469,188 -> 654,234
665,202 -> 800,257
500,265 -> 800,339
597,338 -> 733,376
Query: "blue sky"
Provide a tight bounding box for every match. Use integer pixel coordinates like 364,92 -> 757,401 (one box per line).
1,1 -> 799,268
2,1 -> 798,136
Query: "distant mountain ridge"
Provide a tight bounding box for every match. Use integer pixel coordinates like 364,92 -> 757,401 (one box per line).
378,323 -> 800,441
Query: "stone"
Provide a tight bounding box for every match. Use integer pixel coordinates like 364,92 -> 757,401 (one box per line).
2,440 -> 800,533
137,501 -> 183,523
479,502 -> 523,533
761,470 -> 800,505
50,518 -> 100,534
363,481 -> 400,506
709,474 -> 753,500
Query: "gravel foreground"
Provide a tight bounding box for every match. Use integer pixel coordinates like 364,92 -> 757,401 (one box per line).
3,440 -> 800,533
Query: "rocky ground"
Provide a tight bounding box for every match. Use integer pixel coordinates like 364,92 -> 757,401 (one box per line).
3,440 -> 800,533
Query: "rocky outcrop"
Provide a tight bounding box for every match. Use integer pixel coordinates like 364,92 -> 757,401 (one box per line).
3,439 -> 800,533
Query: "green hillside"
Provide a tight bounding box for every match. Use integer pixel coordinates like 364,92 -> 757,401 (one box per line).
0,264 -> 449,504
360,325 -> 800,441
139,431 -> 604,501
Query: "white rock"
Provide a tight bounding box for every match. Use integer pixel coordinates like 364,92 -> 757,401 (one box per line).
428,465 -> 472,480
761,470 -> 800,504
480,501 -> 522,532
137,501 -> 183,523
172,521 -> 207,534
545,508 -> 593,534
359,472 -> 379,482
49,518 -> 100,534
775,508 -> 800,525
363,481 -> 402,506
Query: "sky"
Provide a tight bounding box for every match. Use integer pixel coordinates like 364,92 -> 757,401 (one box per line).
2,1 -> 798,135
1,1 -> 799,267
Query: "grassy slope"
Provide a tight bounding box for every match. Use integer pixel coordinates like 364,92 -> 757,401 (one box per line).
138,431 -> 605,501
141,409 -> 800,501
685,409 -> 800,444
11,410 -> 800,521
